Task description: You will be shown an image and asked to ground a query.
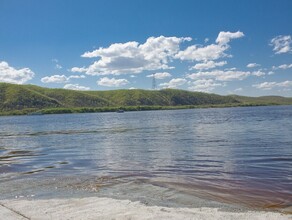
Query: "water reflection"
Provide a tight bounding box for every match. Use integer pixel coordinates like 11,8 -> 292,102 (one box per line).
0,106 -> 291,211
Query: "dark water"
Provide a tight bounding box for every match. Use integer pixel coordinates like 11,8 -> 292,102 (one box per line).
0,106 -> 291,211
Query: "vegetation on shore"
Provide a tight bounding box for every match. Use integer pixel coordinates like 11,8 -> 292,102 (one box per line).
0,82 -> 291,116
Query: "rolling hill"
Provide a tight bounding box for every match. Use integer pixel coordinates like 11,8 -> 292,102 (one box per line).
0,83 -> 291,115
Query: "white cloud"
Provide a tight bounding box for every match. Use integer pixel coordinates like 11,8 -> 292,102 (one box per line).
55,64 -> 62,69
146,72 -> 172,79
247,63 -> 260,68
225,67 -> 237,71
41,74 -> 86,84
191,61 -> 227,70
68,75 -> 86,79
41,75 -> 68,83
76,32 -> 243,76
270,35 -> 292,54
0,61 -> 35,84
204,38 -> 209,43
129,87 -> 136,90
187,70 -> 250,81
175,44 -> 229,62
82,41 -> 139,58
97,77 -> 129,87
278,64 -> 292,69
251,70 -> 265,77
188,69 -> 265,81
253,81 -> 292,90
71,67 -> 88,73
221,70 -> 252,80
215,31 -> 244,45
273,63 -> 292,70
175,31 -> 244,62
63,83 -> 90,90
81,36 -> 191,75
52,58 -> 62,69
253,82 -> 276,90
234,88 -> 243,92
159,78 -> 187,89
188,79 -> 222,92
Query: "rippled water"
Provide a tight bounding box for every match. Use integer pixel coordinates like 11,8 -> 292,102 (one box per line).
0,106 -> 291,211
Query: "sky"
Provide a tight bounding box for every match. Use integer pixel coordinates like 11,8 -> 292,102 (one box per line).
0,0 -> 292,96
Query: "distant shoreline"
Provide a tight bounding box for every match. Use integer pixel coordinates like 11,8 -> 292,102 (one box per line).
0,103 -> 291,116
1,83 -> 292,116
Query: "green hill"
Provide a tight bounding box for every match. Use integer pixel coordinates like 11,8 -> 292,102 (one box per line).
0,83 -> 291,115
229,95 -> 292,105
0,83 -> 61,111
87,89 -> 238,106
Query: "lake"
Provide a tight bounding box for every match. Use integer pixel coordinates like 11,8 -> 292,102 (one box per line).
0,106 -> 291,212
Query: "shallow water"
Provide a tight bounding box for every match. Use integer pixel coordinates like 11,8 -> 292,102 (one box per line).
0,106 -> 291,211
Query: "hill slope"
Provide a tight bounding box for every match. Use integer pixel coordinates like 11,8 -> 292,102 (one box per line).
87,89 -> 239,106
229,95 -> 292,105
0,83 -> 291,115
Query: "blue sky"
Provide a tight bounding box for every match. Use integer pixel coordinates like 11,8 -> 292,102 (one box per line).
0,0 -> 291,96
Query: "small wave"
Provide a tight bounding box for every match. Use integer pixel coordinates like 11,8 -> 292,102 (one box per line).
0,127 -> 140,138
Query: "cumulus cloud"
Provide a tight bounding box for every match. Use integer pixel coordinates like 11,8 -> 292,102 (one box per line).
175,44 -> 229,62
82,41 -> 138,58
215,31 -> 244,45
252,70 -> 265,77
188,79 -> 222,92
75,32 -> 244,76
41,74 -> 86,83
191,61 -> 227,70
247,63 -> 260,68
253,81 -> 292,90
187,70 -> 250,81
63,83 -> 90,90
272,63 -> 292,70
0,61 -> 35,84
41,75 -> 68,83
159,78 -> 187,89
188,69 -> 265,81
270,35 -> 292,54
146,72 -> 172,79
68,75 -> 86,79
81,36 -> 191,75
175,31 -> 244,62
71,67 -> 88,73
97,77 -> 129,87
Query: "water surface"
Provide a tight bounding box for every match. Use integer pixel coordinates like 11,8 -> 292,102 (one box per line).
0,106 -> 291,211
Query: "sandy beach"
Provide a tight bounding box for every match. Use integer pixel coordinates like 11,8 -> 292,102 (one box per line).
0,197 -> 291,220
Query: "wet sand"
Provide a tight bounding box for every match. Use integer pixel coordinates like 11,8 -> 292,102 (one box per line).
0,197 -> 291,220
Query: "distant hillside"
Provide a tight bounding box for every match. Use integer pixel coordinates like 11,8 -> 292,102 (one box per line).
229,95 -> 292,105
87,88 -> 239,106
0,83 -> 291,115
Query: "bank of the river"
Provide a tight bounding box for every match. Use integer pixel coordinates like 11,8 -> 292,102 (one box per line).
0,103 -> 286,116
0,197 -> 291,220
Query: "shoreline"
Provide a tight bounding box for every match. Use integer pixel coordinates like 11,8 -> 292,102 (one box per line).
0,197 -> 291,220
0,103 -> 290,117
